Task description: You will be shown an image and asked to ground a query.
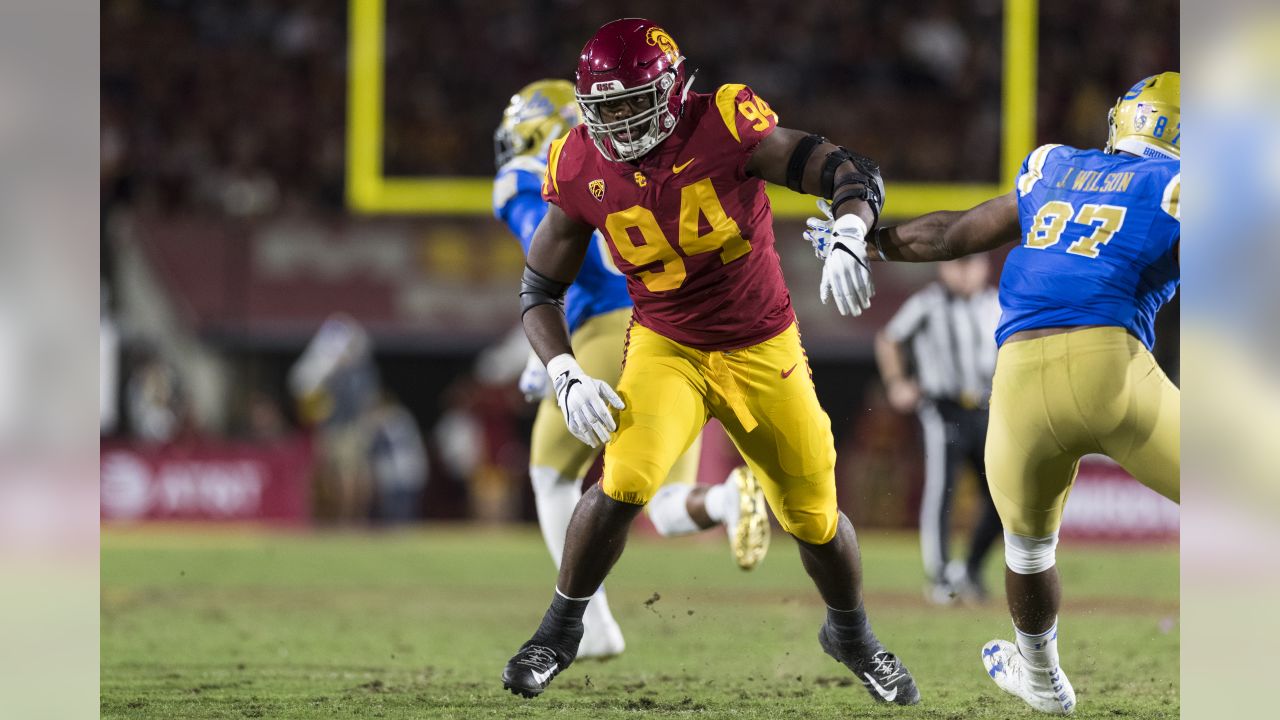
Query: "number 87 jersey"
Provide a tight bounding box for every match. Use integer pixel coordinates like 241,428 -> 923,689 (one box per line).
543,83 -> 795,352
997,143 -> 1181,350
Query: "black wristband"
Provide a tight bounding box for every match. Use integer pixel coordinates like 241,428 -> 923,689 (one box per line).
873,227 -> 889,260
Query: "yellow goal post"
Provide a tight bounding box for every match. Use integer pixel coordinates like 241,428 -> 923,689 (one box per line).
345,0 -> 1037,218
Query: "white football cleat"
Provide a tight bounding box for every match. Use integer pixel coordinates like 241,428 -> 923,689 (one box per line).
724,465 -> 770,570
981,639 -> 1076,714
577,596 -> 625,659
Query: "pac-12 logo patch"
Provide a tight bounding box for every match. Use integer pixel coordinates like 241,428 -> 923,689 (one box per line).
589,178 -> 606,201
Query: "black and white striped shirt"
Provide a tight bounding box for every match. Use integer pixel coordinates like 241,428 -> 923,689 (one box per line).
884,283 -> 1000,406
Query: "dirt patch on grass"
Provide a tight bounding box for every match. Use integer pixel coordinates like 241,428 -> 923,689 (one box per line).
622,696 -> 707,712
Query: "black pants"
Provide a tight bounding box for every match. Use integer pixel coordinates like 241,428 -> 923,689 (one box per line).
917,400 -> 1004,583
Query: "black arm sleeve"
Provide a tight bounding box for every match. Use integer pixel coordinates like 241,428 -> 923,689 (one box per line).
786,134 -> 826,193
519,264 -> 570,318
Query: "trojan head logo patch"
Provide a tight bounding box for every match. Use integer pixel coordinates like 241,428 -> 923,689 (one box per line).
589,178 -> 606,201
646,27 -> 680,64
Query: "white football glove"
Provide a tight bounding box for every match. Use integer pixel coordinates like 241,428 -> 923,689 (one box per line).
517,352 -> 549,403
546,353 -> 625,448
805,201 -> 875,317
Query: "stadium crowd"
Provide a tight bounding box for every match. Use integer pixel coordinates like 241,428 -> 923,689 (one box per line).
101,0 -> 1177,217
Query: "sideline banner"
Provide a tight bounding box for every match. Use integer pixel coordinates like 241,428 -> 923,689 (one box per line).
100,438 -> 312,524
133,214 -> 927,354
1060,456 -> 1179,541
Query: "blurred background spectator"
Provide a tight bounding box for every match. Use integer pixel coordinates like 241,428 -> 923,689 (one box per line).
288,314 -> 428,524
124,343 -> 192,444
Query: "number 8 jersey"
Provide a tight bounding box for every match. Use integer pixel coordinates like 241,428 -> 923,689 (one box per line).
998,144 -> 1181,349
543,84 -> 793,351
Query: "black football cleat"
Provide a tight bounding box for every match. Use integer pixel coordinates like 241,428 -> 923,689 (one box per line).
502,593 -> 587,698
819,623 -> 922,705
502,642 -> 573,698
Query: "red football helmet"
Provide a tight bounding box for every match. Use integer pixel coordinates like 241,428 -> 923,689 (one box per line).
574,18 -> 693,162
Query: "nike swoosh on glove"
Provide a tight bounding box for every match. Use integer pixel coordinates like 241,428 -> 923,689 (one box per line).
546,354 -> 625,448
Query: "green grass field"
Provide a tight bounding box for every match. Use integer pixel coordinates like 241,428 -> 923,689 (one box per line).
101,526 -> 1177,719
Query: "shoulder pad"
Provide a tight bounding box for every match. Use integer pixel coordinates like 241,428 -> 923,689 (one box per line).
1017,144 -> 1065,196
494,157 -> 547,212
712,83 -> 777,144
1160,172 -> 1180,221
543,132 -> 575,197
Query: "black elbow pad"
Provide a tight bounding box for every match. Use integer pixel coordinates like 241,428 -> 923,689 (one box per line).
825,148 -> 886,229
519,264 -> 570,318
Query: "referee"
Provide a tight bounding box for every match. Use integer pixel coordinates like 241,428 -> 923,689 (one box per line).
875,255 -> 1004,604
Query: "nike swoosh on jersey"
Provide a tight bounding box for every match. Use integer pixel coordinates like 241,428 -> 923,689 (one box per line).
531,664 -> 557,686
780,364 -> 798,379
672,157 -> 695,174
864,673 -> 898,702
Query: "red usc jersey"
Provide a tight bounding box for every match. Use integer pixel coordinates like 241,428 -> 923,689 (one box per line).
543,84 -> 793,351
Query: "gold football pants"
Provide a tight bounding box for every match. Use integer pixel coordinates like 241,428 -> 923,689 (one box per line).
602,322 -> 839,544
529,308 -> 700,485
985,326 -> 1180,537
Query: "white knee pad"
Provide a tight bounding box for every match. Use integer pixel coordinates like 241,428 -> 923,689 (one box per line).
1004,531 -> 1059,575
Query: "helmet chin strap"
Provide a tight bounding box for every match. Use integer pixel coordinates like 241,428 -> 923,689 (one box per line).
680,70 -> 698,104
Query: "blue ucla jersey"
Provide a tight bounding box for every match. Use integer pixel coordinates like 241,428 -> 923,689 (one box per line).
493,155 -> 631,332
997,144 -> 1181,349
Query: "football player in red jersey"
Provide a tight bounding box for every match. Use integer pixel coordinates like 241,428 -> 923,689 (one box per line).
502,19 -> 919,706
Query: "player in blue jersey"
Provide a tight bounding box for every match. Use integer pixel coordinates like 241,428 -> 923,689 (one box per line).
806,72 -> 1180,714
493,79 -> 771,659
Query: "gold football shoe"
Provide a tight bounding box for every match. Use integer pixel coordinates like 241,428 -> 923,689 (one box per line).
726,465 -> 770,570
